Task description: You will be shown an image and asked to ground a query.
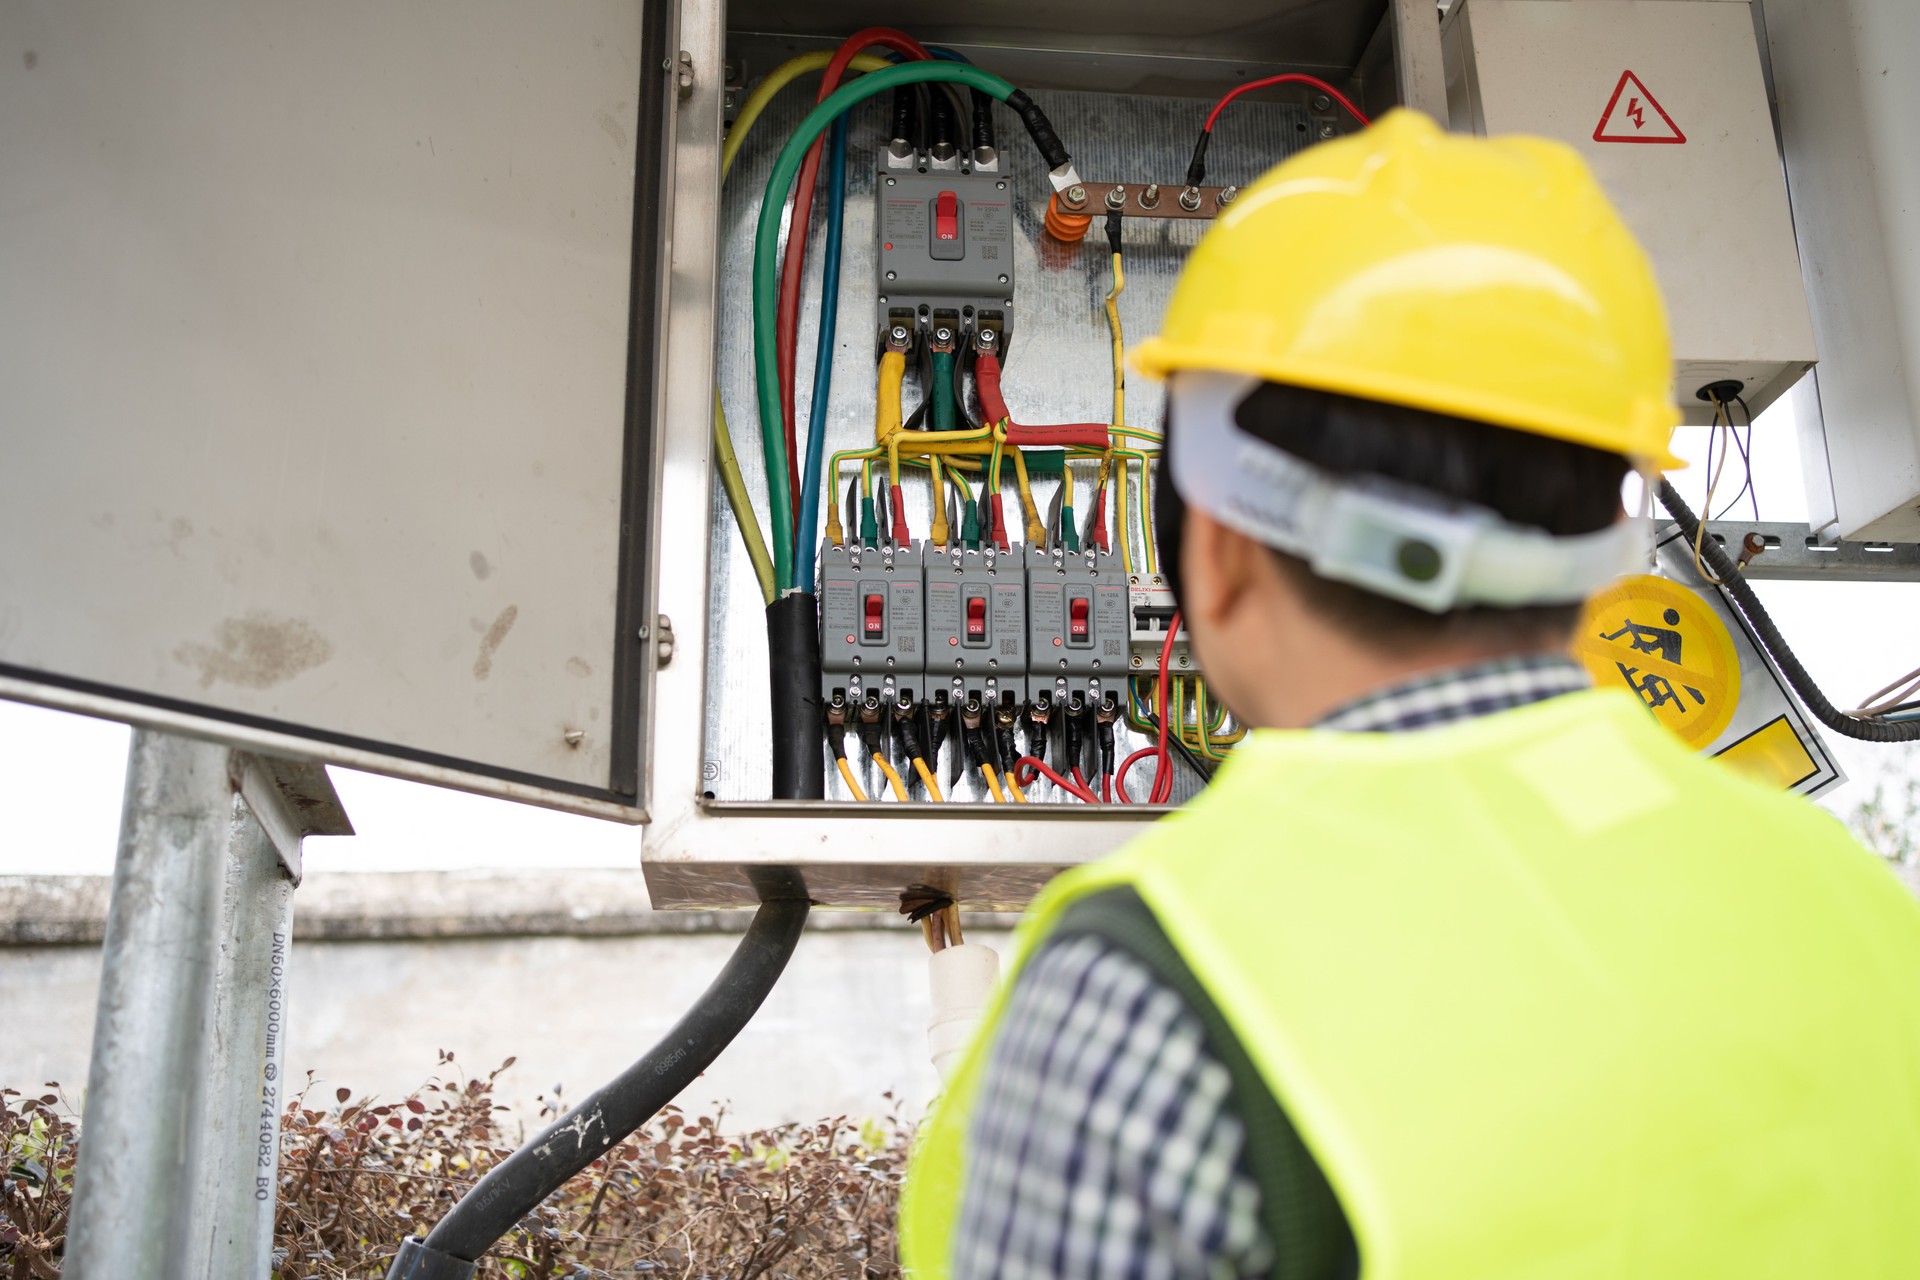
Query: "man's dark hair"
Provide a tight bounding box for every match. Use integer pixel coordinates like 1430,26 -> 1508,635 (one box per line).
1163,383 -> 1630,652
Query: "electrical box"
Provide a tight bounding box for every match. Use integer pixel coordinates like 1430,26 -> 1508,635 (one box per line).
1762,0 -> 1920,541
1442,0 -> 1816,424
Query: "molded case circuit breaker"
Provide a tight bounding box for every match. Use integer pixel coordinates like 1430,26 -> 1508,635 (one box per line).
924,545 -> 1027,712
1025,546 -> 1127,709
820,541 -> 926,705
876,170 -> 1015,345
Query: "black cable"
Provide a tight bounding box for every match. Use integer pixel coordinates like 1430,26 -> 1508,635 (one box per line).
1105,209 -> 1123,257
1657,479 -> 1920,742
889,84 -> 914,152
1184,131 -> 1212,188
386,888 -> 810,1279
1002,89 -> 1071,172
969,87 -> 995,152
928,83 -> 958,158
911,83 -> 930,159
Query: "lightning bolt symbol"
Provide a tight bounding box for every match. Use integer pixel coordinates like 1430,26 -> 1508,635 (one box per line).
1627,97 -> 1645,129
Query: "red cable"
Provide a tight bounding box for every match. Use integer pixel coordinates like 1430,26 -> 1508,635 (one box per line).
1014,756 -> 1099,803
1115,611 -> 1181,804
974,351 -> 1110,451
776,29 -> 934,537
1204,74 -> 1370,133
1071,767 -> 1092,795
1101,773 -> 1113,804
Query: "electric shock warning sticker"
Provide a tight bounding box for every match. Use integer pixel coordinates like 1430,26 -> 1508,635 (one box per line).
1574,574 -> 1739,750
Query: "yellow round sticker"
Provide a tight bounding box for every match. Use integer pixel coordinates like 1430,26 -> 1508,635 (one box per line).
1574,574 -> 1740,751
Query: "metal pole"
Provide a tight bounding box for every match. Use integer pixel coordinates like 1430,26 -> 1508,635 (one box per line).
186,796 -> 297,1277
66,729 -> 233,1280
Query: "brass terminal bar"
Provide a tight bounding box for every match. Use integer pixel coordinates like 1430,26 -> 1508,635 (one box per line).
1075,181 -> 1239,221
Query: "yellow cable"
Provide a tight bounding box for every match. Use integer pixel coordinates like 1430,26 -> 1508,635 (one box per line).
835,755 -> 871,803
710,52 -> 890,605
912,757 -> 946,802
875,755 -> 911,802
978,763 -> 1008,804
1009,445 -> 1046,544
712,400 -> 777,602
1105,252 -> 1126,429
877,350 -> 907,486
1005,771 -> 1030,803
929,457 -> 950,548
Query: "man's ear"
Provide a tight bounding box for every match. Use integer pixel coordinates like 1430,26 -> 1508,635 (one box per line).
1179,509 -> 1261,629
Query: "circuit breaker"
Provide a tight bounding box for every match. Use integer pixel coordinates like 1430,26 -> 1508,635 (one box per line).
820,542 -> 926,705
876,170 -> 1015,346
1128,574 -> 1193,676
1026,546 -> 1128,708
924,545 -> 1027,710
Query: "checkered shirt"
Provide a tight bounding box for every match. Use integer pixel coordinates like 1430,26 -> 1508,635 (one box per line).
952,655 -> 1591,1280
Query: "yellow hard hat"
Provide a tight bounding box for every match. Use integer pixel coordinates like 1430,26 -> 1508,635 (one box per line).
1134,110 -> 1683,470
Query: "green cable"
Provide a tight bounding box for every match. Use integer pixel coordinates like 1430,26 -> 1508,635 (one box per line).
931,349 -> 957,433
961,495 -> 981,548
754,62 -> 1022,588
859,495 -> 878,548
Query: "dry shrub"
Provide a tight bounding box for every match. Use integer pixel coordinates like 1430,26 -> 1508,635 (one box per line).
2,1054 -> 912,1280
1,1085 -> 76,1279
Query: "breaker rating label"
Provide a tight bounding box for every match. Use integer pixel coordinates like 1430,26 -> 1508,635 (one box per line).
1593,70 -> 1685,144
1575,574 -> 1737,750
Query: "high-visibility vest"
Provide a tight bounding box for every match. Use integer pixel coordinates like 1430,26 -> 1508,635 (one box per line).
901,690 -> 1920,1278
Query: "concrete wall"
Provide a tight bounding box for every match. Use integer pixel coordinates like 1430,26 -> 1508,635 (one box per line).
0,870 -> 1016,1135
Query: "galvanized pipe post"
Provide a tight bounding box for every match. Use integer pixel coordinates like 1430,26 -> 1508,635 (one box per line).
66,730 -> 233,1278
65,733 -> 350,1280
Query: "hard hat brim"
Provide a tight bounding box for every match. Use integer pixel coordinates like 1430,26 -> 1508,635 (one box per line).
1132,337 -> 1686,473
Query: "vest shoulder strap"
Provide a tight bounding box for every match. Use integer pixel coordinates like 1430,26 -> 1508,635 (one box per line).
1053,886 -> 1360,1280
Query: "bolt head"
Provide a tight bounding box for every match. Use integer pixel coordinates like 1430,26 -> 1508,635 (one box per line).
1064,184 -> 1087,208
1319,123 -> 1336,139
934,326 -> 952,343
885,176 -> 897,186
885,270 -> 896,281
1179,186 -> 1203,211
1218,185 -> 1238,205
1105,185 -> 1127,209
1312,94 -> 1332,111
890,324 -> 909,343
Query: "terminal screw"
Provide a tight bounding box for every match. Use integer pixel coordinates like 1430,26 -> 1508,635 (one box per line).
1063,184 -> 1088,209
1312,93 -> 1332,112
1218,185 -> 1239,206
1179,185 -> 1203,211
1140,183 -> 1161,209
1104,185 -> 1127,210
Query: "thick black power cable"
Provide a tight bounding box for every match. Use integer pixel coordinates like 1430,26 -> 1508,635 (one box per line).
386,882 -> 811,1279
1658,479 -> 1920,742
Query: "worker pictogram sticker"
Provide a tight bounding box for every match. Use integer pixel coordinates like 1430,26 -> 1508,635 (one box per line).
1574,575 -> 1738,750
1593,70 -> 1685,144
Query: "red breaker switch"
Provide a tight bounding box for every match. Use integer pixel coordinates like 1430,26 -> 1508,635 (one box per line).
965,594 -> 987,642
935,190 -> 959,241
863,593 -> 886,640
1068,596 -> 1090,642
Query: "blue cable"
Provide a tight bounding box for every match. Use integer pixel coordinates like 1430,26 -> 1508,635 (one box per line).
794,115 -> 848,591
794,46 -> 973,590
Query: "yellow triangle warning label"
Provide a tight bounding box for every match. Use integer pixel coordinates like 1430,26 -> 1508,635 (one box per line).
1593,70 -> 1685,144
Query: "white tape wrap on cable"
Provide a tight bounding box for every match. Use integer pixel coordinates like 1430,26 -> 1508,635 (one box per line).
927,943 -> 1000,1083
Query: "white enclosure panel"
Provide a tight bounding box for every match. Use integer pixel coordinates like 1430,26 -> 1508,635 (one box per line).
1764,0 -> 1920,541
0,0 -> 659,808
1443,0 -> 1816,425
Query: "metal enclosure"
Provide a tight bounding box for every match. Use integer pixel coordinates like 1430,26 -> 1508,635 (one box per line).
1761,0 -> 1920,541
0,0 -> 672,817
643,0 -> 1448,909
1442,0 -> 1816,425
